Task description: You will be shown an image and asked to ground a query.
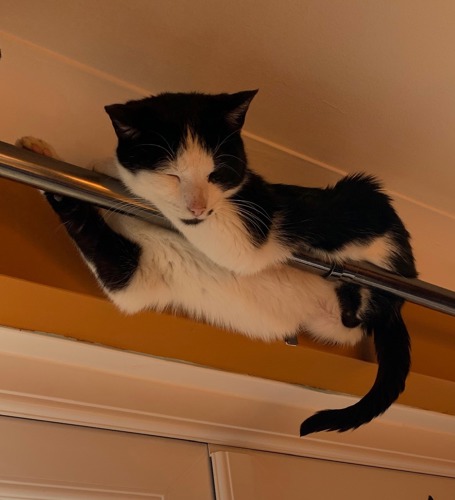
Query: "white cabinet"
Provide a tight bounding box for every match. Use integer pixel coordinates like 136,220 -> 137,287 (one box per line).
211,448 -> 454,500
1,415 -> 453,500
0,416 -> 214,499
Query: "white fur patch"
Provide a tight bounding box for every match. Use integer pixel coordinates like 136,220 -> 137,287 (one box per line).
174,209 -> 291,274
117,130 -> 224,221
103,212 -> 364,344
116,130 -> 292,275
332,235 -> 395,270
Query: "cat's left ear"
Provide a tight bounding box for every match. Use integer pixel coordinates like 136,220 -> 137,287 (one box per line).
225,89 -> 258,129
104,104 -> 140,140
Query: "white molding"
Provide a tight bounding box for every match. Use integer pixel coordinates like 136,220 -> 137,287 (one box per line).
210,452 -> 235,500
0,480 -> 158,499
0,326 -> 454,479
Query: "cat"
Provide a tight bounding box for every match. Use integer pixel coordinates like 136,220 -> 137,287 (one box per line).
28,89 -> 417,436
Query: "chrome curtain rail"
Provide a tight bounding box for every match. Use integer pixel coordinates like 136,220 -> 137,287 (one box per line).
1,140 -> 454,317
0,141 -> 172,229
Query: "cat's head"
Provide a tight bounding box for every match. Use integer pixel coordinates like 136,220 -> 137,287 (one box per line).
105,90 -> 257,225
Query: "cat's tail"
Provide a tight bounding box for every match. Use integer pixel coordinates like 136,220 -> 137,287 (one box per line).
299,294 -> 410,436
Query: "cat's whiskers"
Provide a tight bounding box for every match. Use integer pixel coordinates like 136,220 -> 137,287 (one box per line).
213,129 -> 242,155
219,202 -> 269,239
132,142 -> 174,161
101,198 -> 148,223
153,132 -> 175,158
232,211 -> 271,236
236,209 -> 269,239
215,153 -> 247,167
215,161 -> 244,179
230,199 -> 273,223
231,202 -> 271,230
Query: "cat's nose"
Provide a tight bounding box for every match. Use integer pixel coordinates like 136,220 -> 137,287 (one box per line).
188,206 -> 206,217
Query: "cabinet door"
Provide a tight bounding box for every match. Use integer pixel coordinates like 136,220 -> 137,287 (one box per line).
211,449 -> 454,500
0,416 -> 213,499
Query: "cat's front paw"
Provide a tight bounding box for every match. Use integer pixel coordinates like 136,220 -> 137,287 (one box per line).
15,136 -> 60,159
45,191 -> 78,212
44,192 -> 95,234
88,158 -> 120,179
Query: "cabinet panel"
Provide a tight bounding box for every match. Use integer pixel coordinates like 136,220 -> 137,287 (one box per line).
0,416 -> 213,499
211,449 -> 454,500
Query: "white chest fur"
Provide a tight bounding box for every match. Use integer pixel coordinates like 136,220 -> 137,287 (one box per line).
174,208 -> 292,275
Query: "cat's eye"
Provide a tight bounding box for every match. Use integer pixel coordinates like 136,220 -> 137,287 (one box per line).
208,171 -> 221,183
166,173 -> 180,182
209,167 -> 236,184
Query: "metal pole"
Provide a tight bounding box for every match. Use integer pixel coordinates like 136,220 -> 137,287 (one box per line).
1,140 -> 454,317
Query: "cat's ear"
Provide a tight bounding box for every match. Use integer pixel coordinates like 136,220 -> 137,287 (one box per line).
104,104 -> 140,140
225,89 -> 258,129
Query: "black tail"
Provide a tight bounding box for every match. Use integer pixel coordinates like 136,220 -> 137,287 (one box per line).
300,296 -> 410,436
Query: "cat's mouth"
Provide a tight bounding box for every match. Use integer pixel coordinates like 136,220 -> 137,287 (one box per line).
180,209 -> 213,226
180,217 -> 204,225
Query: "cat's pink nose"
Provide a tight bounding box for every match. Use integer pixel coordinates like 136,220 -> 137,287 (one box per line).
188,206 -> 206,217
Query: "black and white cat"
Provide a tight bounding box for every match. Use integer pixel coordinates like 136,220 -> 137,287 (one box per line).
27,90 -> 417,436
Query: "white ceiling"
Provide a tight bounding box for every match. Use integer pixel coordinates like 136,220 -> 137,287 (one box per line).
1,0 -> 454,287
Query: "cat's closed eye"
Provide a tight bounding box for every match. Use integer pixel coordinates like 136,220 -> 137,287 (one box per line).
165,173 -> 180,182
208,166 -> 240,187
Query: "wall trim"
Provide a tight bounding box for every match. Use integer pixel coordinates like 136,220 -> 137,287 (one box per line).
0,326 -> 454,478
0,480 -> 154,500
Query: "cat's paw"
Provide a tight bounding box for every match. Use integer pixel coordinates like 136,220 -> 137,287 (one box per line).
88,157 -> 120,179
15,136 -> 61,159
44,192 -> 95,233
45,192 -> 80,215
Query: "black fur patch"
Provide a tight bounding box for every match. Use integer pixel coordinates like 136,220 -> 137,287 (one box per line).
45,194 -> 141,291
336,283 -> 363,328
389,228 -> 417,277
273,174 -> 404,252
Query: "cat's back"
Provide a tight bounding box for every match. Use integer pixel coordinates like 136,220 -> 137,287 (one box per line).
269,175 -> 416,277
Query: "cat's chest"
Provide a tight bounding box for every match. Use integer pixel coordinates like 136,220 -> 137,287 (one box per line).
175,213 -> 291,275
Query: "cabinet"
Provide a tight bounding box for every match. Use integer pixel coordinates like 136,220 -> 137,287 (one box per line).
0,416 -> 214,499
211,448 -> 454,500
1,415 -> 453,500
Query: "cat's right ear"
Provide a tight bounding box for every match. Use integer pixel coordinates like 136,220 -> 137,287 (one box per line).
104,104 -> 139,140
224,89 -> 258,129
